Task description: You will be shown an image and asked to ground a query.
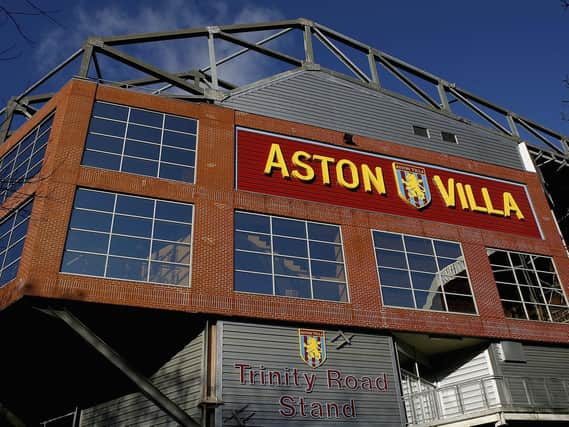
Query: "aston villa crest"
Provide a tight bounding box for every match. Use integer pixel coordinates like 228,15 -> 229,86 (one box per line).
298,329 -> 327,369
393,162 -> 431,209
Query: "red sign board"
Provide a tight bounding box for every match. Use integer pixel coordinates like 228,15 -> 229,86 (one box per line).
236,128 -> 541,239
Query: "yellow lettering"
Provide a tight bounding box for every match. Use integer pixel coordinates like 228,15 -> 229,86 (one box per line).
433,175 -> 455,207
361,164 -> 385,195
263,143 -> 290,178
312,155 -> 335,185
336,159 -> 359,189
455,183 -> 469,210
481,187 -> 504,216
291,150 -> 315,181
465,185 -> 488,213
503,192 -> 525,220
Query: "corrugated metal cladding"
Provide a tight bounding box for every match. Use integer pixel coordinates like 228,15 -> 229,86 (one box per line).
218,321 -> 404,426
223,70 -> 523,170
80,331 -> 204,426
491,343 -> 569,408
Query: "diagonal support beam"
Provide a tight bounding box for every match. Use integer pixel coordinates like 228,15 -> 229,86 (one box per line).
376,55 -> 441,110
95,44 -> 205,95
447,86 -> 511,135
313,27 -> 370,83
39,307 -> 200,427
515,117 -> 565,155
216,31 -> 302,67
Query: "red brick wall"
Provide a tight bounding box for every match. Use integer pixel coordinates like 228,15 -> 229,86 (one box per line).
1,78 -> 569,345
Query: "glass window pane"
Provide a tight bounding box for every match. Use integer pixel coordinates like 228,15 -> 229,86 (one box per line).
415,290 -> 445,311
155,201 -> 193,222
437,257 -> 467,275
149,262 -> 189,286
112,215 -> 153,238
273,236 -> 307,257
493,268 -> 516,284
107,256 -> 148,281
235,231 -> 271,253
510,252 -> 532,269
92,102 -> 129,121
537,272 -> 560,289
162,130 -> 196,149
82,150 -> 121,170
382,287 -> 414,308
408,254 -> 437,272
519,285 -> 543,304
161,147 -> 195,166
309,241 -> 343,262
549,306 -> 569,322
116,195 -> 154,217
121,156 -> 158,177
235,212 -> 269,233
126,123 -> 162,143
235,271 -> 272,294
129,108 -> 163,127
164,115 -> 197,134
515,269 -> 539,287
0,262 -> 18,286
434,241 -> 462,258
153,221 -> 191,242
525,303 -> 550,321
124,140 -> 160,160
151,241 -> 191,264
311,260 -> 345,281
441,276 -> 471,294
373,231 -> 404,251
235,251 -> 272,274
69,210 -> 112,232
376,249 -> 407,269
307,223 -> 341,243
379,268 -> 411,288
487,249 -> 511,266
4,240 -> 25,267
405,236 -> 433,254
502,300 -> 527,319
313,280 -> 348,302
9,221 -> 29,243
89,117 -> 126,137
497,283 -> 521,301
272,217 -> 305,238
61,252 -> 105,276
275,276 -> 311,298
446,294 -> 476,314
159,163 -> 194,183
66,230 -> 109,254
109,235 -> 150,258
274,255 -> 309,277
533,257 -> 555,272
411,272 -> 439,291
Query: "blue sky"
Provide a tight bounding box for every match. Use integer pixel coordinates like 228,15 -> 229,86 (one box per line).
1,0 -> 568,137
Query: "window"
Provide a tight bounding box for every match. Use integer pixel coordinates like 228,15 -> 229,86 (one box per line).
234,211 -> 349,302
0,113 -> 53,204
487,249 -> 569,322
0,199 -> 33,287
441,131 -> 458,144
61,188 -> 193,287
413,125 -> 429,138
373,230 -> 476,314
82,102 -> 197,183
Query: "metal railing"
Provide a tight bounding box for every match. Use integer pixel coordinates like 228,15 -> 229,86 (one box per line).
403,375 -> 569,425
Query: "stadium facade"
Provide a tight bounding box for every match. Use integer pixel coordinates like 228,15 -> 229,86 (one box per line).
1,18 -> 569,426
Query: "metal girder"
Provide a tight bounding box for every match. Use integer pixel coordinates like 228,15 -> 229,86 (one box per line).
94,44 -> 205,95
447,87 -> 511,135
313,27 -> 370,83
516,117 -> 564,155
39,307 -> 200,427
215,31 -> 302,67
207,30 -> 219,90
377,55 -> 441,110
102,19 -> 301,46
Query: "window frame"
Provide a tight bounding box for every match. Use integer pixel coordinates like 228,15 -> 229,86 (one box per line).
234,211 -> 350,303
61,188 -> 194,288
0,198 -> 33,287
441,131 -> 458,144
82,101 -> 199,184
372,229 -> 478,315
412,125 -> 430,139
487,247 -> 569,323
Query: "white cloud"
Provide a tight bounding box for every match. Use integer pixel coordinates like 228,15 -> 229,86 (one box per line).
34,0 -> 288,90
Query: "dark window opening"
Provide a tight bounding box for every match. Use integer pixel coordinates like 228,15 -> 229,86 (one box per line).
441,131 -> 458,144
413,126 -> 429,138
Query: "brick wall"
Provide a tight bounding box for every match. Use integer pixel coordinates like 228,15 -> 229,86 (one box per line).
1,78 -> 568,344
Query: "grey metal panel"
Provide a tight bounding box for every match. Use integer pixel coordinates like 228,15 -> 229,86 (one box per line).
80,331 -> 204,426
223,70 -> 523,170
491,342 -> 569,408
219,321 -> 404,426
